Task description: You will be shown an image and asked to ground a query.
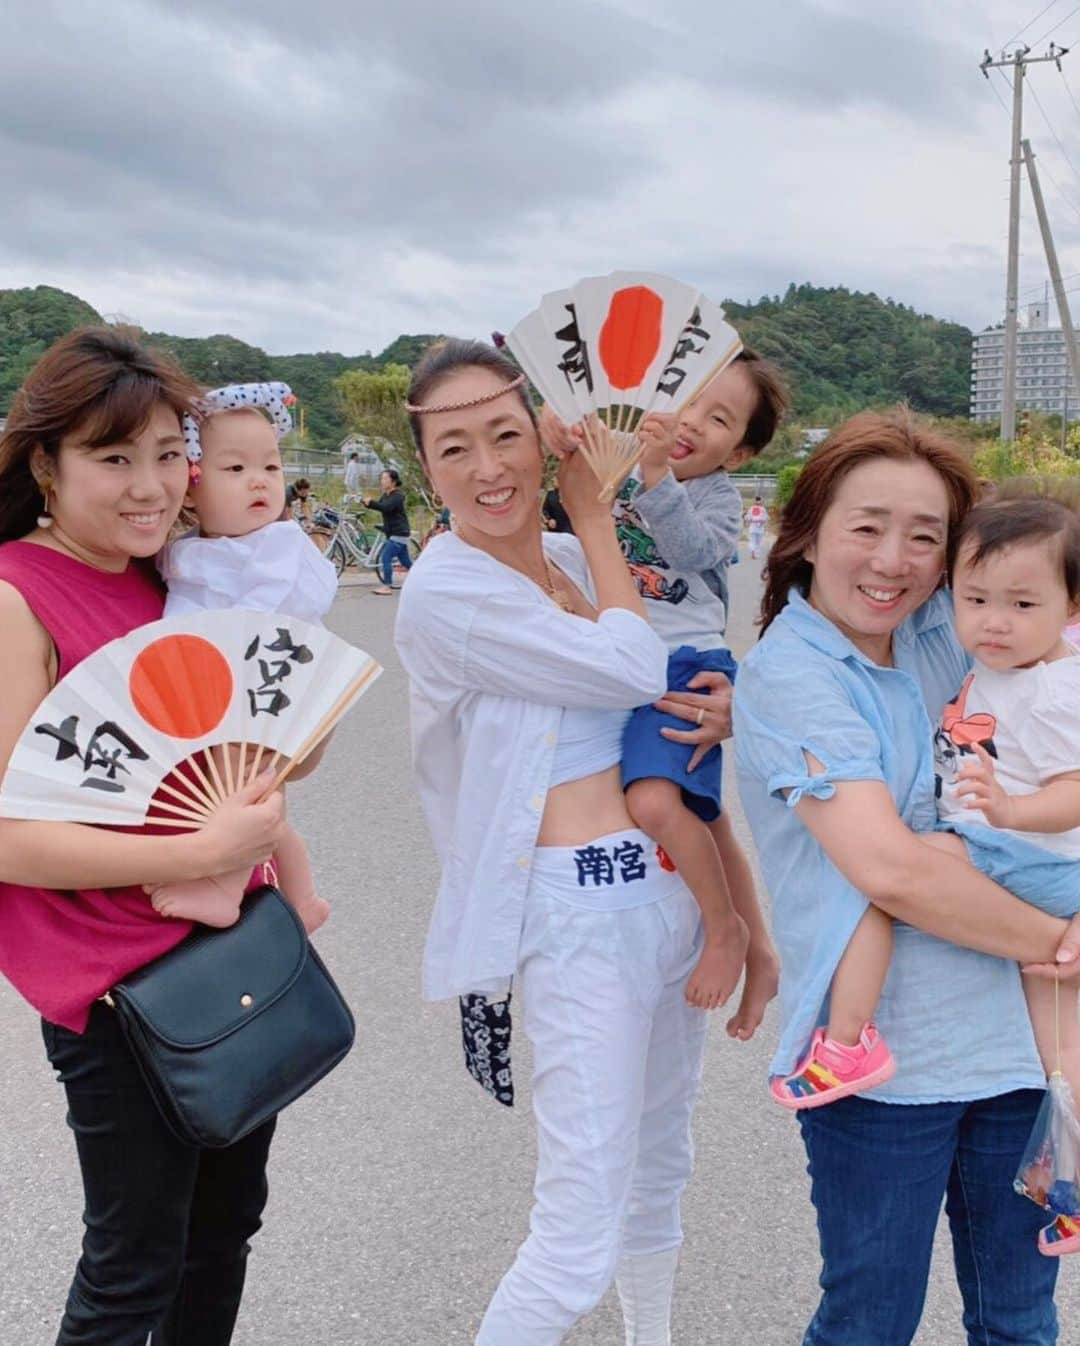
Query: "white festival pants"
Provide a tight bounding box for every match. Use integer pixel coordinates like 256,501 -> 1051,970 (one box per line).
475,829 -> 707,1346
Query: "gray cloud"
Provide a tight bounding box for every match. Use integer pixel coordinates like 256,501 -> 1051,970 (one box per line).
0,0 -> 1076,351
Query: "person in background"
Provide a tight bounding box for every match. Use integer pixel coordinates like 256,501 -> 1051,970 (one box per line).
421,503 -> 453,549
343,452 -> 361,495
367,467 -> 412,596
543,486 -> 574,534
745,494 -> 768,559
285,476 -> 312,529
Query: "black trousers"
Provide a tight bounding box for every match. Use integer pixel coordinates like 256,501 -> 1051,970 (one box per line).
42,1002 -> 276,1346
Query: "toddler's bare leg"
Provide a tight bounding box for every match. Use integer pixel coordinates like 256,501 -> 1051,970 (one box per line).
708,809 -> 778,1041
920,830 -> 969,860
627,777 -> 747,1010
274,821 -> 330,935
827,832 -> 964,1044
829,907 -> 893,1046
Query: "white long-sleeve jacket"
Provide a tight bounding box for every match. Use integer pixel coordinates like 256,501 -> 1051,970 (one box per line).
394,530 -> 668,1000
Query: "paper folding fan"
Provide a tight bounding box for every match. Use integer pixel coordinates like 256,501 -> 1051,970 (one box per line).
0,611 -> 381,828
505,271 -> 742,500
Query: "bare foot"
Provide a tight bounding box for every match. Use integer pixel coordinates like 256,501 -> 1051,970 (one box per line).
291,893 -> 331,935
147,866 -> 249,927
685,916 -> 749,1010
725,943 -> 780,1041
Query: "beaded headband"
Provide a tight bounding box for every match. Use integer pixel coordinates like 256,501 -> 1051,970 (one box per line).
404,373 -> 525,415
182,381 -> 295,485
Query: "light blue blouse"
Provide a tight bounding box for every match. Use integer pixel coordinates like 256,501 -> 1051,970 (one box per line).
733,588 -> 1044,1104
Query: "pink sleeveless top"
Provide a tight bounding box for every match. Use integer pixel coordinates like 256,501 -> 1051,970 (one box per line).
0,541 -> 194,1032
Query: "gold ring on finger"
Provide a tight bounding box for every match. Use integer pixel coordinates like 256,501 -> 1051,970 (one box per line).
696,707 -> 705,727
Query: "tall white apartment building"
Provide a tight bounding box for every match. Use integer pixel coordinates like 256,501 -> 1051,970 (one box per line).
970,301 -> 1080,423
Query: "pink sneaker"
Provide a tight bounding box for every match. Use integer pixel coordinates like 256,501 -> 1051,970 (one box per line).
770,1022 -> 896,1110
1038,1214 -> 1080,1257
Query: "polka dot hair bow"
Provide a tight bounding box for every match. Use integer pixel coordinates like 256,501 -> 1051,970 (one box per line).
182,381 -> 296,484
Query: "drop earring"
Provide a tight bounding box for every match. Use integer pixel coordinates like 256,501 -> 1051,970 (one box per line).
37,484 -> 54,530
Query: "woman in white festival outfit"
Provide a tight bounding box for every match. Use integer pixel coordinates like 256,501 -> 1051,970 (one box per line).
395,339 -> 741,1346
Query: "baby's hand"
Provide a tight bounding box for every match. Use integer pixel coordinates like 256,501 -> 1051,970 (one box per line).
955,743 -> 1014,829
638,413 -> 677,472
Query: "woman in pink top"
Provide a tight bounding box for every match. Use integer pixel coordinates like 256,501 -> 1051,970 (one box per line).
0,328 -> 286,1346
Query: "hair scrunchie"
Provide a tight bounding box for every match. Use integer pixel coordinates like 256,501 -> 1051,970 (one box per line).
182,381 -> 295,483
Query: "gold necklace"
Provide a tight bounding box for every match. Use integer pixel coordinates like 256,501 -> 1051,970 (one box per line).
540,559 -> 573,612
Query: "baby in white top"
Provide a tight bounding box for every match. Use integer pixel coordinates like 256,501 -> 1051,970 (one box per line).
777,499 -> 1080,1177
149,382 -> 337,933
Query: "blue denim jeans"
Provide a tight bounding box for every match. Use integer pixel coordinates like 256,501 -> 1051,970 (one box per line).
379,537 -> 412,587
798,1090 -> 1058,1345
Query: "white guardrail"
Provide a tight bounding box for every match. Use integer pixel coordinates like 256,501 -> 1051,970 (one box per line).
284,464 -> 779,499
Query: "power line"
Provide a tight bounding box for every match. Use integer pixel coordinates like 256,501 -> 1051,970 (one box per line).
994,69 -> 1080,221
1060,63 -> 1080,119
980,45 -> 1079,437
1004,0 -> 1066,51
1025,139 -> 1080,221
985,72 -> 1080,295
1021,269 -> 1080,294
988,65 -> 1013,114
1031,5 -> 1080,47
1028,79 -> 1080,194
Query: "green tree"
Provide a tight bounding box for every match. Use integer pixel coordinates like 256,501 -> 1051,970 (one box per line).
726,284 -> 972,421
0,284 -> 981,453
148,332 -> 273,386
973,431 -> 1080,482
0,286 -> 103,409
775,463 -> 803,509
336,364 -> 433,504
376,334 -> 443,367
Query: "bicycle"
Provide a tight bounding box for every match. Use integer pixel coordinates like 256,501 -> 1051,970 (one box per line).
310,499 -> 420,579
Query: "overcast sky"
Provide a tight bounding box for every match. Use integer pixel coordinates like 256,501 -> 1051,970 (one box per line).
6,0 -> 1080,354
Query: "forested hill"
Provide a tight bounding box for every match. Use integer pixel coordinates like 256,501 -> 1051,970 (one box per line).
0,283 -> 973,451
0,286 -> 445,453
726,283 -> 972,420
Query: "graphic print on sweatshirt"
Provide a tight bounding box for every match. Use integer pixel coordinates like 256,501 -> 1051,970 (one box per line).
613,477 -> 689,607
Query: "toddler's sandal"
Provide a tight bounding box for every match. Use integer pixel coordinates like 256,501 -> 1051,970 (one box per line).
1038,1214 -> 1080,1257
770,1024 -> 896,1111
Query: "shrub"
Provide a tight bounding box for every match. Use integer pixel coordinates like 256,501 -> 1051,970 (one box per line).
775,463 -> 803,510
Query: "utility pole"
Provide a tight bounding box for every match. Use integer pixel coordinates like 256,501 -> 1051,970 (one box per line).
980,43 -> 1069,440
1022,138 -> 1080,444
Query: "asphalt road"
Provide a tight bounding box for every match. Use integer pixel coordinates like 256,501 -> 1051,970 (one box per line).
1,547 -> 1076,1345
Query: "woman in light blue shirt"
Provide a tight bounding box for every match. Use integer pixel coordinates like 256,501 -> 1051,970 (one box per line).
733,409 -> 1079,1345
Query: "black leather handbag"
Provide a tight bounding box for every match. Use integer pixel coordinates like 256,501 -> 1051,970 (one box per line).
105,884 -> 355,1148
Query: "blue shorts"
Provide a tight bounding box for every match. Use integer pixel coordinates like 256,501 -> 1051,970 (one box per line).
941,820 -> 1080,920
621,645 -> 738,823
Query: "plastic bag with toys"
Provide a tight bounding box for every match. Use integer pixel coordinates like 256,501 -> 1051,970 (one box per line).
1014,1072 -> 1080,1255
